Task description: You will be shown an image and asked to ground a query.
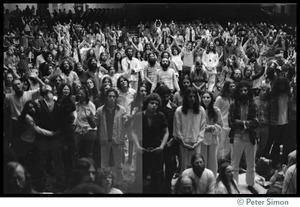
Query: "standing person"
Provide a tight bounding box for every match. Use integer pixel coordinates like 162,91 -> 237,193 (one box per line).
131,93 -> 169,194
215,161 -> 240,194
173,77 -> 191,107
143,52 -> 159,93
56,83 -> 77,178
4,73 -> 44,150
264,77 -> 291,167
228,80 -> 259,194
180,41 -> 201,77
202,41 -> 219,92
75,87 -> 96,159
94,88 -> 127,187
190,56 -> 208,93
156,85 -> 178,194
214,80 -> 236,162
181,153 -> 215,194
121,47 -> 141,91
173,87 -> 206,172
199,91 -> 223,177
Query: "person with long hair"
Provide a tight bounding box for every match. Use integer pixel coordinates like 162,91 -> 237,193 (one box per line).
57,83 -> 77,178
190,56 -> 208,93
214,80 -> 236,162
264,77 -> 292,167
202,41 -> 219,92
215,161 -> 240,194
173,87 -> 206,172
83,48 -> 96,70
95,167 -> 123,194
173,76 -> 191,107
200,91 -> 223,177
113,51 -> 124,74
75,86 -> 97,159
85,78 -> 99,105
97,76 -> 113,108
228,80 -> 259,194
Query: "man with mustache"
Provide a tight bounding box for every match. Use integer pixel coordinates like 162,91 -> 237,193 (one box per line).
228,80 -> 259,194
181,153 -> 215,194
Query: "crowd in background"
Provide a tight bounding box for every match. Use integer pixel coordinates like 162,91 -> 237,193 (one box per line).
3,5 -> 297,195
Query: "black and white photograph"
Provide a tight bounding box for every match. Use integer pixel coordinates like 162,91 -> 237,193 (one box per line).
2,3 -> 297,197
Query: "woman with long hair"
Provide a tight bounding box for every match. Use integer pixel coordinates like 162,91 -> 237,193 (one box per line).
85,78 -> 99,105
173,87 -> 206,172
200,91 -> 223,177
113,51 -> 124,74
214,80 -> 236,162
83,48 -> 96,71
215,161 -> 240,194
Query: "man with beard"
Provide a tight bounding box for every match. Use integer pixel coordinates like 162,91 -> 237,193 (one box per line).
156,85 -> 178,194
121,47 -> 142,91
59,59 -> 81,91
224,38 -> 237,62
151,58 -> 180,94
230,68 -> 243,85
86,57 -> 107,91
181,153 -> 215,194
144,52 -> 159,93
228,81 -> 259,194
39,51 -> 56,77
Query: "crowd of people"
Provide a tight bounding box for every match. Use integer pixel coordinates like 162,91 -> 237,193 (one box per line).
3,5 -> 297,195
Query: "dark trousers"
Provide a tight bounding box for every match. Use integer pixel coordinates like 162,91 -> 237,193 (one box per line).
264,124 -> 289,167
75,130 -> 96,159
135,150 -> 163,194
162,142 -> 177,194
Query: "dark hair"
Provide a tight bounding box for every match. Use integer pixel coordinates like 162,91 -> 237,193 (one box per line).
125,47 -> 134,56
87,57 -> 97,70
206,41 -> 217,54
180,76 -> 192,96
142,93 -> 161,111
104,88 -> 119,101
182,87 -> 200,115
65,157 -> 95,190
191,153 -> 205,167
160,51 -> 171,59
113,52 -> 123,73
60,83 -> 73,97
59,59 -> 73,74
270,76 -> 291,98
216,161 -> 240,194
17,100 -> 38,138
95,167 -> 115,188
135,50 -> 144,61
86,48 -> 96,60
173,175 -> 197,194
220,80 -> 235,99
3,162 -> 33,194
20,77 -> 31,91
116,75 -> 129,90
233,80 -> 253,102
132,81 -> 149,110
200,91 -> 218,123
78,86 -> 90,104
86,78 -> 99,99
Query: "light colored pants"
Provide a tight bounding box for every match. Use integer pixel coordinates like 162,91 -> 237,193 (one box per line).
217,127 -> 231,160
200,143 -> 218,178
207,73 -> 216,92
179,143 -> 200,173
231,136 -> 256,186
101,143 -> 124,185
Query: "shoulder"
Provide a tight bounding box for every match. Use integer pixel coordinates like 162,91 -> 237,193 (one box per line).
175,106 -> 183,112
213,106 -> 221,114
205,168 -> 215,178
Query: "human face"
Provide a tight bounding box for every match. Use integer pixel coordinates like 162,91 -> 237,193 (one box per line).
161,58 -> 169,69
77,63 -> 84,72
193,157 -> 204,168
179,177 -> 193,194
239,86 -> 248,97
12,165 -> 26,191
245,67 -> 252,77
201,93 -> 212,107
102,174 -> 113,189
161,93 -> 171,105
62,85 -> 71,97
28,103 -> 36,115
103,78 -> 111,87
77,89 -> 86,103
109,67 -> 115,76
172,48 -> 178,56
229,83 -> 236,93
116,53 -> 122,60
225,165 -> 234,180
119,78 -> 127,89
147,100 -> 159,113
6,74 -> 13,83
47,54 -> 53,62
63,61 -> 70,70
127,49 -> 133,59
187,92 -> 197,108
233,69 -> 241,80
139,86 -> 147,98
12,79 -> 24,93
107,91 -> 117,105
55,77 -> 62,86
182,79 -> 191,88
86,79 -> 94,89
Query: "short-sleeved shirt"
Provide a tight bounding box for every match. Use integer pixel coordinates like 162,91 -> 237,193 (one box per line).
132,111 -> 168,148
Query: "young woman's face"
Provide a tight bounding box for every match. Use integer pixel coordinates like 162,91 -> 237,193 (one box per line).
78,89 -> 86,102
103,78 -> 111,87
139,86 -> 147,98
116,53 -> 122,60
147,100 -> 159,113
229,83 -> 236,93
182,79 -> 191,88
201,92 -> 212,106
245,67 -> 252,77
62,85 -> 70,96
86,79 -> 94,89
225,165 -> 234,180
109,67 -> 115,76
